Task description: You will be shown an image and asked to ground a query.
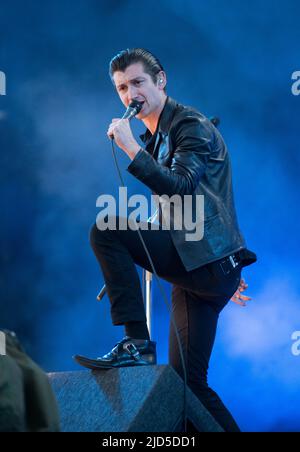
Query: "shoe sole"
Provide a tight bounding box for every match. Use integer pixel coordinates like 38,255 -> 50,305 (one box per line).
73,354 -> 156,370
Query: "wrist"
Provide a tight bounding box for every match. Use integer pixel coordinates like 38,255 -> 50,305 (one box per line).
126,142 -> 142,160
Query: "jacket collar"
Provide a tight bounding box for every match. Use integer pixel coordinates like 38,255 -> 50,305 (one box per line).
139,96 -> 178,143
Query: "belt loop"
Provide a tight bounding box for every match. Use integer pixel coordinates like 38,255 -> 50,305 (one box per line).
229,255 -> 239,268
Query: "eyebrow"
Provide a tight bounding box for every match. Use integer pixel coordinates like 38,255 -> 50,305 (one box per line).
117,77 -> 145,89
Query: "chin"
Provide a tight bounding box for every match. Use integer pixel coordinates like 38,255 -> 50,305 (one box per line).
137,111 -> 147,119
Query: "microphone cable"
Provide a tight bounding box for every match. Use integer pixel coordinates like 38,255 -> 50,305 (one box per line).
109,136 -> 188,433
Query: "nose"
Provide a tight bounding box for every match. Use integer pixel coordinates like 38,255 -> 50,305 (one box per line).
127,85 -> 139,104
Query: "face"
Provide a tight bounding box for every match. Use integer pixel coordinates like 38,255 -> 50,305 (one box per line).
112,62 -> 166,119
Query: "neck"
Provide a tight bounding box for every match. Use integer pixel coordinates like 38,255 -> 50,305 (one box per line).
142,94 -> 167,134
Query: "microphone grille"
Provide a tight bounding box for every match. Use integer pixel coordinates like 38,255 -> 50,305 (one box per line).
129,100 -> 143,114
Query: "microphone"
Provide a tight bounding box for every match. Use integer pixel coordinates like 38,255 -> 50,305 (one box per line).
122,99 -> 143,120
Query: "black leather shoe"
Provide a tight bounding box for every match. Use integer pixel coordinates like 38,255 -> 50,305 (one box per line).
73,336 -> 157,370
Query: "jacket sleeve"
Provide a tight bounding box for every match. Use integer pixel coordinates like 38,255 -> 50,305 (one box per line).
127,115 -> 212,197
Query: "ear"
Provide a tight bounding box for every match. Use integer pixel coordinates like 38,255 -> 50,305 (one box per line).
157,71 -> 167,89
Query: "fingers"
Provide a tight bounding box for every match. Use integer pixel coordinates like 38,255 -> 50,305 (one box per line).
230,282 -> 252,306
238,278 -> 249,293
107,120 -> 120,139
231,297 -> 246,307
231,292 -> 247,306
107,118 -> 128,139
233,289 -> 252,301
107,127 -> 114,139
240,283 -> 248,290
237,294 -> 252,301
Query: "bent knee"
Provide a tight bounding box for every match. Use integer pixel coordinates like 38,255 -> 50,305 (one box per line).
89,218 -> 117,247
89,222 -> 106,247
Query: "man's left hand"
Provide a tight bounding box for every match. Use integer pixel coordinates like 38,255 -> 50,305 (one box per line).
107,118 -> 140,160
230,278 -> 252,307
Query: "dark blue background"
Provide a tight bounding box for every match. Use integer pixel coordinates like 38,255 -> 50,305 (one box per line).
1,0 -> 300,432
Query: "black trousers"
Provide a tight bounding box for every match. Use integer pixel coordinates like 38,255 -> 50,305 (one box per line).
89,217 -> 242,432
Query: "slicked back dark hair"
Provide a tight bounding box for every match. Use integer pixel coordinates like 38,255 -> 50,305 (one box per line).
109,48 -> 165,87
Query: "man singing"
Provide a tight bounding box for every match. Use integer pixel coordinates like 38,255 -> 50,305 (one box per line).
75,48 -> 257,432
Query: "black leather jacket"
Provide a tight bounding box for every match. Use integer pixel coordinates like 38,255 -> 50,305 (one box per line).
127,96 -> 256,271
